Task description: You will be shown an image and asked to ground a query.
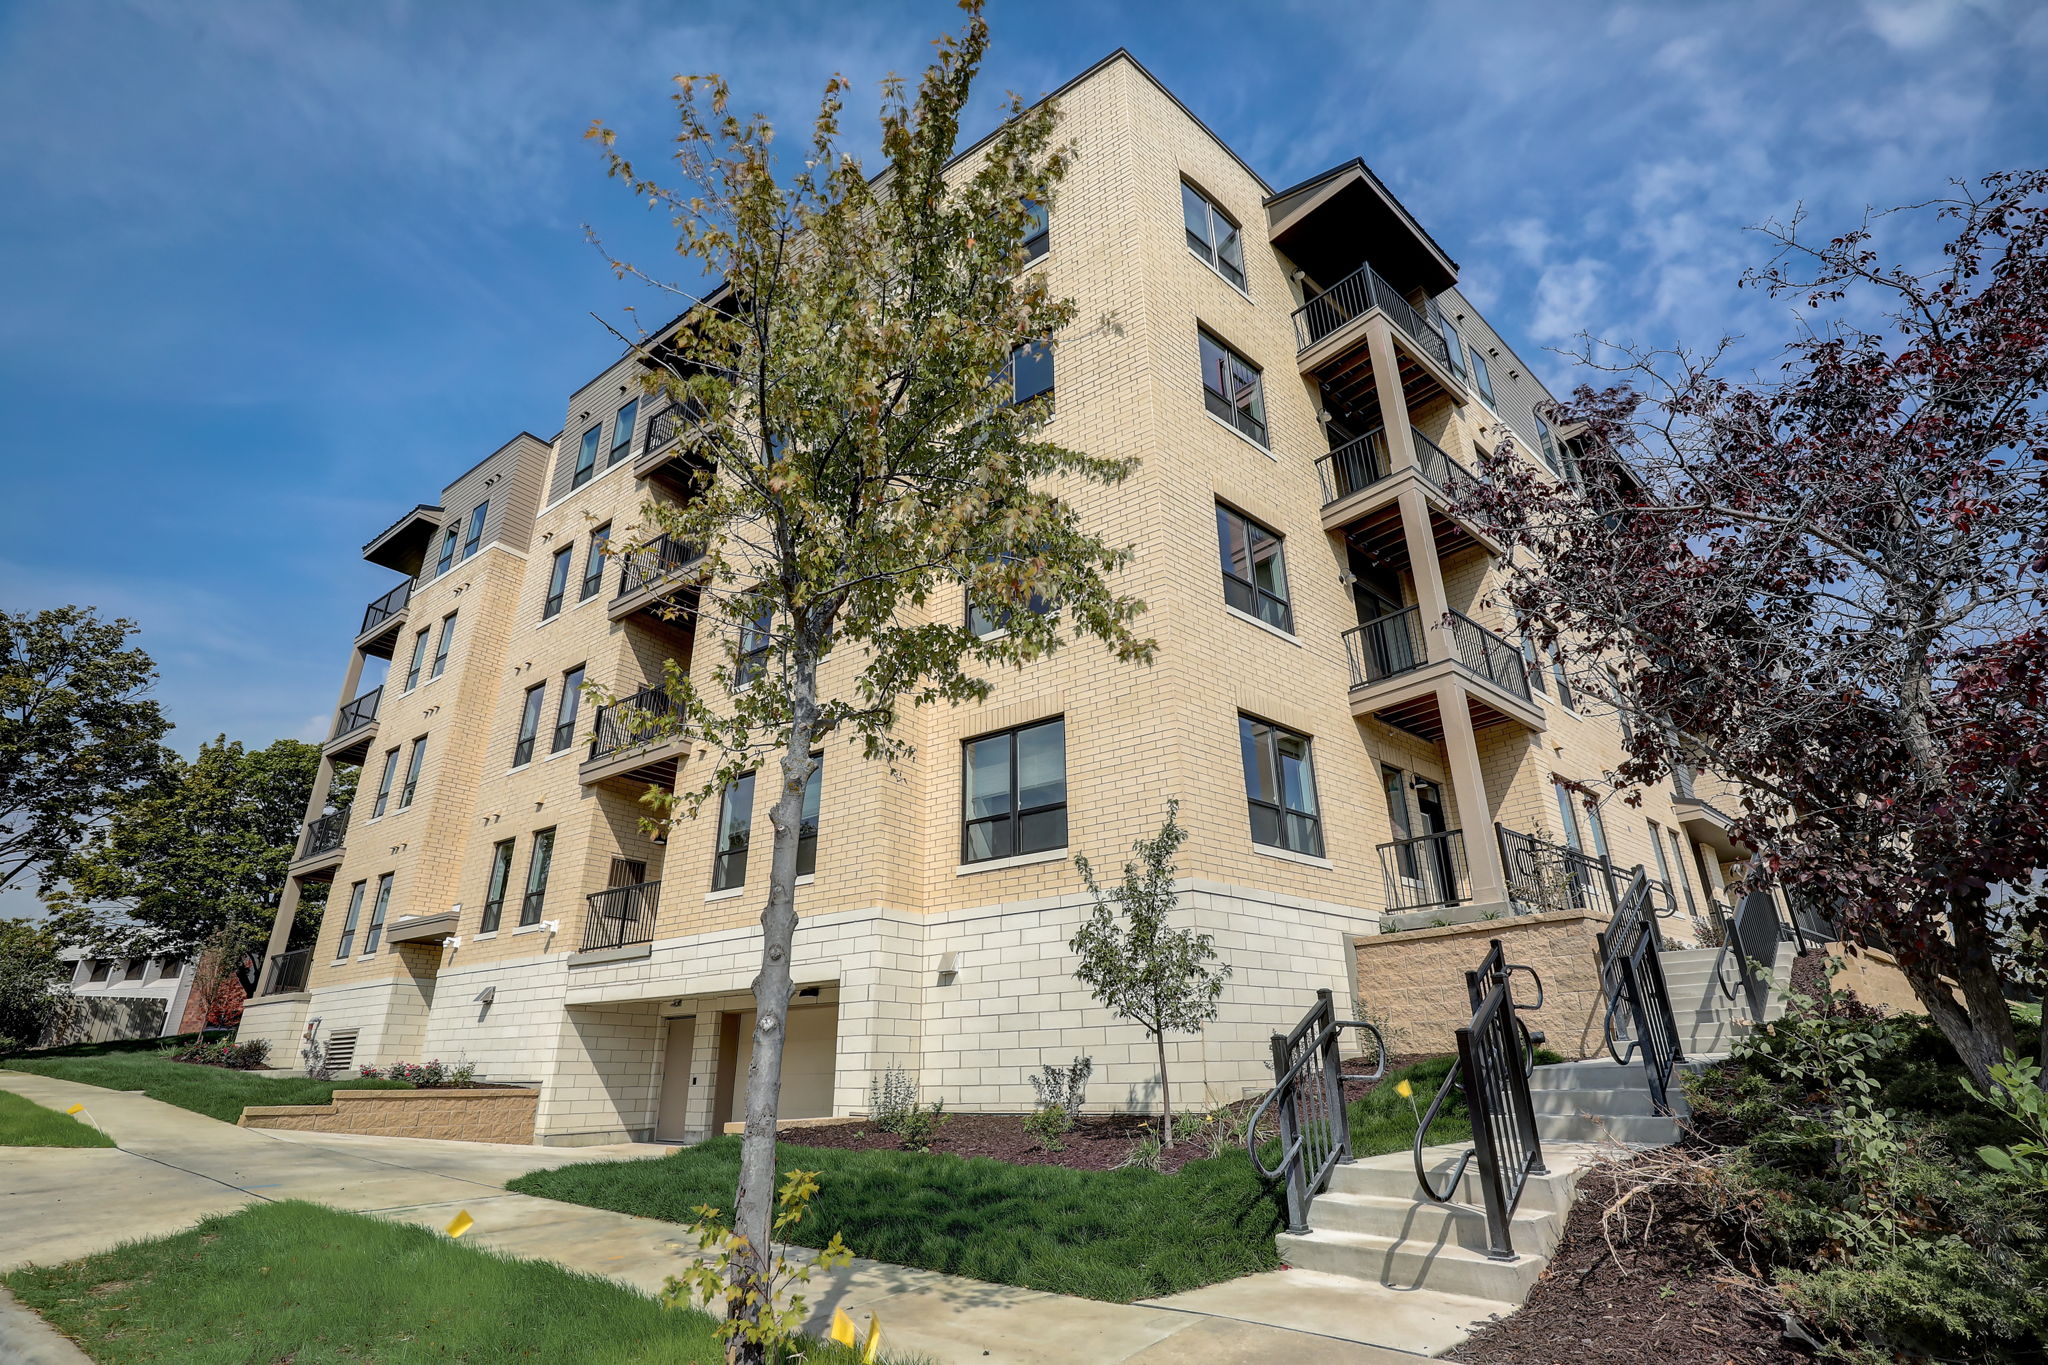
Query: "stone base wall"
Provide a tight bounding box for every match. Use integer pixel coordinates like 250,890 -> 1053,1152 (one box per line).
239,1087 -> 539,1144
1826,944 -> 1929,1015
1356,911 -> 1611,1061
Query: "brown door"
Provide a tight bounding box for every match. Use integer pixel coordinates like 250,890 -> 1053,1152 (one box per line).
655,1015 -> 696,1142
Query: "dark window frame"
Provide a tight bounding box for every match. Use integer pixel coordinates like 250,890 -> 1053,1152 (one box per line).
519,828 -> 555,926
551,666 -> 584,755
960,716 -> 1068,864
480,838 -> 514,934
1240,715 -> 1324,857
796,755 -> 822,878
580,525 -> 610,602
1199,329 -> 1267,445
966,552 -> 1050,638
431,611 -> 457,679
1469,347 -> 1496,406
571,424 -> 602,489
371,747 -> 400,818
403,626 -> 430,691
461,500 -> 489,559
1181,179 -> 1247,290
335,880 -> 366,958
1216,503 -> 1293,632
1009,338 -> 1054,406
398,735 -> 428,810
711,772 -> 756,891
512,684 -> 546,767
542,546 -> 572,620
434,523 -> 460,578
608,398 -> 639,466
364,873 -> 393,954
735,605 -> 772,690
1020,197 -> 1049,262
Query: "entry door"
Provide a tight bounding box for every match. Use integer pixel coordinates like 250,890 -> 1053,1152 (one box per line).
655,1016 -> 697,1142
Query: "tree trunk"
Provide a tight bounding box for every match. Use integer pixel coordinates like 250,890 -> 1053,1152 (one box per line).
724,655 -> 819,1365
1154,1029 -> 1173,1147
1904,909 -> 2020,1089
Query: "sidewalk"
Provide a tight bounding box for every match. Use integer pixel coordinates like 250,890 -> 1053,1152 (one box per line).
0,1071 -> 1425,1364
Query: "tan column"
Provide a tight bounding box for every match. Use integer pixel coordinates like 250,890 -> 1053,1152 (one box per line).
258,651 -> 364,977
261,877 -> 305,969
1436,679 -> 1508,909
1396,486 -> 1452,662
1366,318 -> 1418,473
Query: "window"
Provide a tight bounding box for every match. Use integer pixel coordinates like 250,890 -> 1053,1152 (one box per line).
480,839 -> 514,934
520,829 -> 555,925
1547,645 -> 1575,709
1603,668 -> 1632,741
543,546 -> 572,619
124,957 -> 148,981
1553,782 -> 1585,851
962,717 -> 1067,863
431,612 -> 457,679
736,605 -> 772,689
1533,414 -> 1562,474
609,399 -> 638,467
512,684 -> 546,767
1429,299 -> 1465,376
461,501 -> 489,559
1216,504 -> 1292,632
87,959 -> 111,982
1020,197 -> 1049,262
1200,331 -> 1266,444
1584,799 -> 1611,860
711,773 -> 756,891
1181,181 -> 1245,289
398,736 -> 427,810
1469,347 -> 1495,406
1647,819 -> 1675,888
1668,829 -> 1700,916
581,525 -> 610,601
1010,339 -> 1053,405
371,747 -> 400,818
434,522 -> 460,578
364,873 -> 393,953
572,424 -> 602,489
967,553 -> 1049,638
1521,637 -> 1549,697
551,666 -> 584,754
1240,716 -> 1323,857
335,881 -> 366,957
402,627 -> 430,691
156,955 -> 184,978
796,758 -> 822,878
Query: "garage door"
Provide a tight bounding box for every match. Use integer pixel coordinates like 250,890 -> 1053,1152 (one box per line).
730,1004 -> 838,1121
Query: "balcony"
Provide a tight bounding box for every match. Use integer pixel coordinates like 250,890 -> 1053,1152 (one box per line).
632,403 -> 714,491
580,686 -> 688,789
260,948 -> 311,997
1672,764 -> 1747,859
290,807 -> 349,876
1321,426 -> 1495,580
326,686 -> 382,763
1377,829 -> 1470,911
355,580 -> 413,656
609,533 -> 707,624
1340,609 -> 1540,740
581,880 -> 661,954
1291,262 -> 1464,423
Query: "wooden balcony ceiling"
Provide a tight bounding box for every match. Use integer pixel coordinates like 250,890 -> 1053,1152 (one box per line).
1367,688 -> 1519,744
1339,503 -> 1481,571
1312,336 -> 1447,415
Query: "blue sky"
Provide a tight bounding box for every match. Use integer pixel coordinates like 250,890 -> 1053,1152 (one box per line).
1,0 -> 2043,757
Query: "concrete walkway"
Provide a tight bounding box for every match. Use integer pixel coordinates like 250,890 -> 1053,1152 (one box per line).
0,1071 -> 1428,1364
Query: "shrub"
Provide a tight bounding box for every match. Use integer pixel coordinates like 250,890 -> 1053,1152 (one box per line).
866,1063 -> 946,1150
1024,1056 -> 1092,1151
358,1060 -> 476,1087
173,1037 -> 269,1070
1021,1105 -> 1071,1152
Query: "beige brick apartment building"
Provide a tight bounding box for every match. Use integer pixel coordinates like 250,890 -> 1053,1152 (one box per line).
238,52 -> 1754,1145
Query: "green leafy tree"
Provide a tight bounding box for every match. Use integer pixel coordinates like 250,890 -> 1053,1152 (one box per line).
0,607 -> 169,894
584,7 -> 1149,1349
1070,801 -> 1229,1145
48,736 -> 337,992
0,916 -> 71,1051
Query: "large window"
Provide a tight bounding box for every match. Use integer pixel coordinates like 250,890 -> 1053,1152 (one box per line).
1020,197 -> 1049,262
551,666 -> 584,755
712,772 -> 756,891
335,880 -> 366,958
1240,716 -> 1322,856
1553,781 -> 1585,851
609,399 -> 638,467
797,758 -> 822,878
402,627 -> 430,691
371,747 -> 399,818
961,717 -> 1067,863
1010,340 -> 1053,405
520,829 -> 555,925
1429,299 -> 1465,376
1181,181 -> 1245,289
1216,504 -> 1292,632
1533,414 -> 1562,474
398,736 -> 427,810
1469,347 -> 1495,406
480,839 -> 514,934
431,612 -> 457,679
571,424 -> 602,489
512,684 -> 546,767
736,605 -> 772,690
364,873 -> 393,954
543,546 -> 572,619
1200,330 -> 1266,444
581,525 -> 610,602
434,522 -> 460,578
461,500 -> 488,559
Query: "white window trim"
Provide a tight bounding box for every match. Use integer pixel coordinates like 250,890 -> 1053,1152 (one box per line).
704,886 -> 747,903
1223,602 -> 1301,645
1251,842 -> 1334,871
956,846 -> 1069,877
511,921 -> 551,936
1205,410 -> 1276,460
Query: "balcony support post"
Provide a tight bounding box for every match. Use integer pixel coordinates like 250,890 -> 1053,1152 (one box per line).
1366,318 -> 1420,476
1396,486 -> 1455,664
1435,679 -> 1509,910
262,875 -> 307,970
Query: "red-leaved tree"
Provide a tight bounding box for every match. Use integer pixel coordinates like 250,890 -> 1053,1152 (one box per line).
1459,170 -> 2048,1085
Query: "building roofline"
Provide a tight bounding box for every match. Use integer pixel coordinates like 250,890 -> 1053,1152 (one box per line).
438,431 -> 554,493
1265,156 -> 1460,277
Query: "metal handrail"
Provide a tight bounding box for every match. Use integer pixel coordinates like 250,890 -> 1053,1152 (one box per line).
1598,870 -> 1686,1110
1291,260 -> 1454,372
332,686 -> 382,739
1446,612 -> 1533,702
359,580 -> 413,636
588,686 -> 675,760
1315,428 -> 1392,505
262,948 -> 311,996
1412,428 -> 1485,500
1712,890 -> 1785,1021
1245,989 -> 1387,1234
616,533 -> 704,600
1342,607 -> 1427,688
1497,824 -> 1620,916
1377,829 -> 1470,911
299,807 -> 350,859
582,881 -> 661,952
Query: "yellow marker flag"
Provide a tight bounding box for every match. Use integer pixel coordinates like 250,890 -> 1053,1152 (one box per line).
444,1210 -> 474,1239
828,1308 -> 857,1347
67,1103 -> 85,1115
860,1313 -> 882,1365
1395,1079 -> 1413,1099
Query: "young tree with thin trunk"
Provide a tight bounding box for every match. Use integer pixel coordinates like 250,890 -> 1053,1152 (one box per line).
1070,801 -> 1229,1145
1456,169 -> 2048,1085
583,7 -> 1151,1354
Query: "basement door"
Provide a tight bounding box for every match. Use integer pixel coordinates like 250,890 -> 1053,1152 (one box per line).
655,1016 -> 697,1142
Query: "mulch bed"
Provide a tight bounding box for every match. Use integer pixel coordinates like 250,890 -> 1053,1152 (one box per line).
1445,1161 -> 1812,1365
775,1053 -> 1435,1175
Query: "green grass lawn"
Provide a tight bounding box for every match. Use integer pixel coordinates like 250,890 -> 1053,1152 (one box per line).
0,1089 -> 117,1148
4,1038 -> 412,1124
512,1056 -> 1484,1303
3,1200 -> 897,1365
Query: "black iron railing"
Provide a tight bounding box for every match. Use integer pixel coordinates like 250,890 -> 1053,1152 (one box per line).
1412,428 -> 1486,501
1598,870 -> 1686,1111
588,686 -> 675,761
616,533 -> 704,600
582,881 -> 661,952
645,401 -> 706,453
262,948 -> 311,996
332,686 -> 382,740
300,807 -> 349,860
1246,988 -> 1386,1233
360,580 -> 413,636
1378,829 -> 1469,911
1315,428 -> 1393,505
1413,940 -> 1547,1260
1497,824 -> 1620,916
1291,261 -> 1455,371
1446,612 -> 1532,702
1713,890 -> 1785,1022
1342,607 -> 1427,688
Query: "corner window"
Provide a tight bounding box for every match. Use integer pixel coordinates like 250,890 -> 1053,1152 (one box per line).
1240,716 -> 1322,857
1200,330 -> 1266,445
402,627 -> 430,692
797,758 -> 822,878
1216,504 -> 1292,632
434,523 -> 460,579
1469,348 -> 1495,406
371,747 -> 400,818
461,501 -> 488,559
512,684 -> 546,767
543,546 -> 572,619
431,612 -> 457,679
1534,414 -> 1561,474
480,839 -> 514,934
398,736 -> 427,810
1181,181 -> 1246,290
572,425 -> 602,489
336,881 -> 366,958
551,666 -> 584,755
520,829 -> 555,925
1010,340 -> 1054,405
581,525 -> 611,602
364,873 -> 393,954
712,772 -> 756,891
961,717 -> 1067,863
1020,197 -> 1049,263
609,399 -> 639,467
1429,300 -> 1465,376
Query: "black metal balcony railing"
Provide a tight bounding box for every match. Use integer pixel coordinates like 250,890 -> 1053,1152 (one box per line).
359,580 -> 413,637
645,401 -> 706,453
616,533 -> 704,600
1498,824 -> 1619,916
1412,428 -> 1486,501
262,948 -> 311,996
299,807 -> 350,860
1291,260 -> 1455,371
1378,829 -> 1470,911
331,686 -> 382,740
1342,607 -> 1427,688
1446,612 -> 1533,702
582,880 -> 661,952
589,686 -> 675,761
1315,428 -> 1393,505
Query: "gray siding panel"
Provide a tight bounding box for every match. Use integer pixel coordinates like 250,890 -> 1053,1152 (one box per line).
1434,288 -> 1558,459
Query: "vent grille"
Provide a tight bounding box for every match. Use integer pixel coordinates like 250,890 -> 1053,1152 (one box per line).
325,1028 -> 361,1074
